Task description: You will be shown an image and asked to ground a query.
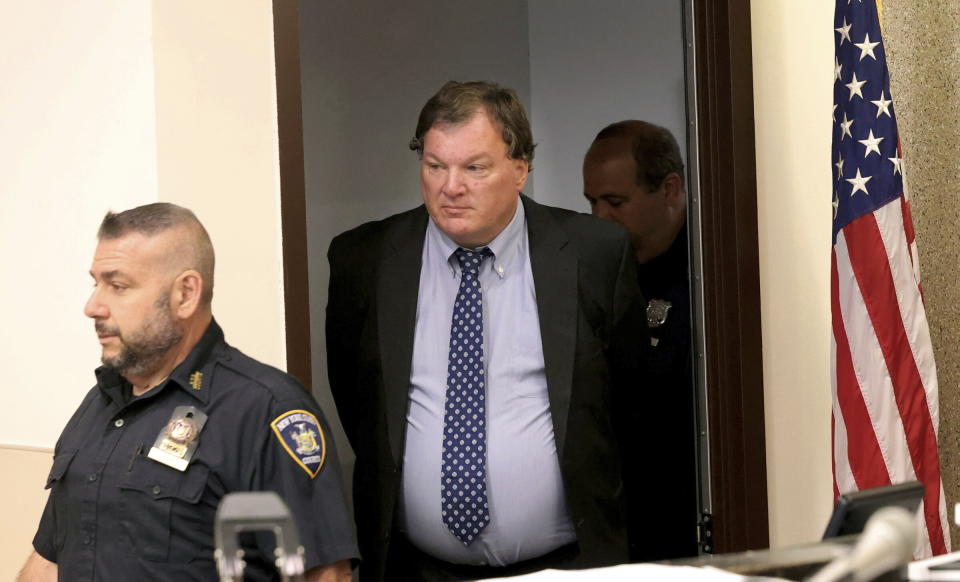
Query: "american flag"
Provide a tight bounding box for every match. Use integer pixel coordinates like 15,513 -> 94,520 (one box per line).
831,0 -> 949,557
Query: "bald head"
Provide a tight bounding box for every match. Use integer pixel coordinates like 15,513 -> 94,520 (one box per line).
583,120 -> 687,264
97,203 -> 215,306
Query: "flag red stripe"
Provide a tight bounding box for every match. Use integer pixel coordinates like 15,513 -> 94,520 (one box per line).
831,248 -> 890,491
843,212 -> 947,555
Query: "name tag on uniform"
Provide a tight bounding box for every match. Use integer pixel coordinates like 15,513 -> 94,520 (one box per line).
148,406 -> 208,471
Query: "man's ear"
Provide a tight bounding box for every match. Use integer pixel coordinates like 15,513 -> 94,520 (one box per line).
171,270 -> 204,319
513,159 -> 530,191
661,172 -> 684,207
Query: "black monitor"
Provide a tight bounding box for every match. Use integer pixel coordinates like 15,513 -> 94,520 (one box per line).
822,481 -> 925,539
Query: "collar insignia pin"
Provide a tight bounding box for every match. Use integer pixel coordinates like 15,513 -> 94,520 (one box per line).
189,371 -> 203,390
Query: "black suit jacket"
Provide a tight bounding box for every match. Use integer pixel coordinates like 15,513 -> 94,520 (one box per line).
326,195 -> 652,580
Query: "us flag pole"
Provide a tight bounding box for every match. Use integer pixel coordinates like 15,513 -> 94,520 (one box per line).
831,0 -> 950,557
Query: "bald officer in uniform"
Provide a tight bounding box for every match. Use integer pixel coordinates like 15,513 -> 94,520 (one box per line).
18,203 -> 358,582
583,120 -> 699,560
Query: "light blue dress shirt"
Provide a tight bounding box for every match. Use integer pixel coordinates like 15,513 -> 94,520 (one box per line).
399,199 -> 576,566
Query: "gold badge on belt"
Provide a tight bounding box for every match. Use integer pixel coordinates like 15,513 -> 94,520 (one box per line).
147,406 -> 208,471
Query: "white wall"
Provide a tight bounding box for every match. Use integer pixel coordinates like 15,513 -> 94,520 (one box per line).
0,1 -> 159,449
0,1 -> 286,576
527,0 -> 687,211
752,0 -> 835,548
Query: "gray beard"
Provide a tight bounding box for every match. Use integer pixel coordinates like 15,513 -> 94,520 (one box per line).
101,293 -> 183,378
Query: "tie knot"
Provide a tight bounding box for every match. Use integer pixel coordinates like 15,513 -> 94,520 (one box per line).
454,247 -> 492,274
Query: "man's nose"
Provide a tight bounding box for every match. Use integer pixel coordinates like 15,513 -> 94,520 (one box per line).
593,204 -> 612,220
442,169 -> 467,196
84,288 -> 108,319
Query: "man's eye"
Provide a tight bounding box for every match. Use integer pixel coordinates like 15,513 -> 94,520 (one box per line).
467,165 -> 483,172
111,283 -> 127,292
607,199 -> 624,208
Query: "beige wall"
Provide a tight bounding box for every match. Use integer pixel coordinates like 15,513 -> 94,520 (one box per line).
152,0 -> 287,369
0,1 -> 283,578
751,0 -> 836,547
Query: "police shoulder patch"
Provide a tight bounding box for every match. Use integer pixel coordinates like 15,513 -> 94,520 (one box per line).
270,409 -> 326,478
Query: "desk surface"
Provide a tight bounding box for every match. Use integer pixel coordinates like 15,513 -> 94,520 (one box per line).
666,538 -> 854,580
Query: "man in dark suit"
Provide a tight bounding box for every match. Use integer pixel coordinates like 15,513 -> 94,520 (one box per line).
326,81 -> 653,581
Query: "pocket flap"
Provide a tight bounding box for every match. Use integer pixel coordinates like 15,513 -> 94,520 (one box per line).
45,450 -> 77,489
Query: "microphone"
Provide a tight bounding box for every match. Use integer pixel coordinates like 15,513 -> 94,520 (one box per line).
214,491 -> 306,582
807,505 -> 917,582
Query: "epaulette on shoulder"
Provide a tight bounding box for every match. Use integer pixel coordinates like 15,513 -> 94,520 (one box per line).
213,345 -> 308,403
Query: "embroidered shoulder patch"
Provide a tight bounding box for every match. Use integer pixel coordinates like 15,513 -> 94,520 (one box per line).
270,409 -> 326,478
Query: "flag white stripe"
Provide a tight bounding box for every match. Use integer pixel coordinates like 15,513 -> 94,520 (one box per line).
874,202 -> 940,433
835,230 -> 915,483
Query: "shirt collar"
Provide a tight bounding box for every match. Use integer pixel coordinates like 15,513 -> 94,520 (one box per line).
426,198 -> 526,280
96,318 -> 224,407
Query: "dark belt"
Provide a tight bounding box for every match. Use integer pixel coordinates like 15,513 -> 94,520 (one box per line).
386,535 -> 579,581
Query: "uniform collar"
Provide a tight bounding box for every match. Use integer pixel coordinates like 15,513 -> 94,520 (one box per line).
96,318 -> 224,407
166,318 -> 223,405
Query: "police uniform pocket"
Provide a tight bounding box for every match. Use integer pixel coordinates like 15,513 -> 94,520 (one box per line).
120,455 -> 210,562
45,450 -> 77,488
46,450 -> 77,551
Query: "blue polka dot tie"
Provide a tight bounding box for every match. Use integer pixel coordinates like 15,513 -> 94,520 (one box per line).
441,247 -> 492,545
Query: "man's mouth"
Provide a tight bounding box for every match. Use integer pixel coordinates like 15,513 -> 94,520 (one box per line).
95,323 -> 120,340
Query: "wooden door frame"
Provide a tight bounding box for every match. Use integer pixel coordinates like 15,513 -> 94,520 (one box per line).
271,0 -> 768,554
691,0 -> 769,553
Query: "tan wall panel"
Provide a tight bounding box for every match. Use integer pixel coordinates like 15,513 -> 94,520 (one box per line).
0,447 -> 54,581
152,0 -> 287,370
751,0 -> 836,547
882,0 -> 960,548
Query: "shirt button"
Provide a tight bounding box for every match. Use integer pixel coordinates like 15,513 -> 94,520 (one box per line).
114,419 -> 125,428
152,485 -> 162,496
83,535 -> 92,545
87,473 -> 98,483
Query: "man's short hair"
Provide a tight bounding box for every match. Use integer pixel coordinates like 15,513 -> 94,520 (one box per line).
409,80 -> 536,169
98,202 -> 215,305
592,120 -> 685,191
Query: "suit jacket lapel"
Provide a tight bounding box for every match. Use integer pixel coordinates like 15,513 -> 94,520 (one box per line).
377,207 -> 428,466
522,195 -> 578,459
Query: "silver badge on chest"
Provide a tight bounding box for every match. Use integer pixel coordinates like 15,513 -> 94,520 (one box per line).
646,299 -> 672,329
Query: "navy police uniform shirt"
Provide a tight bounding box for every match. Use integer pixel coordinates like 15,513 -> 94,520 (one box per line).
630,223 -> 700,561
32,319 -> 359,581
